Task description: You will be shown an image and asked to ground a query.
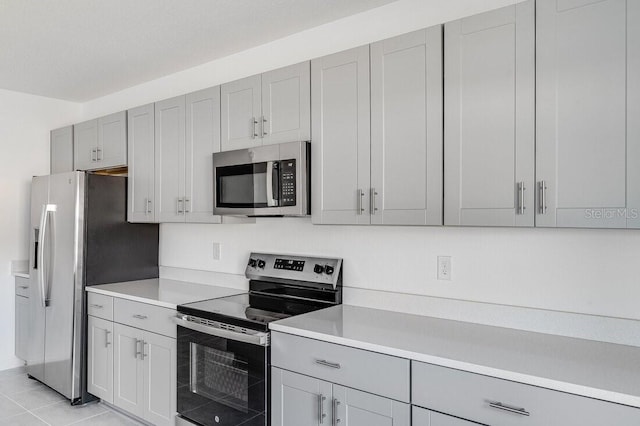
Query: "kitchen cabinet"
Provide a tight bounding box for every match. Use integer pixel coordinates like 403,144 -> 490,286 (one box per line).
14,276 -> 29,361
87,315 -> 114,403
412,406 -> 479,426
312,27 -> 443,226
50,126 -> 74,174
444,1 -> 535,227
311,45 -> 371,225
272,368 -> 409,426
536,0 -> 640,228
127,103 -> 155,223
74,111 -> 127,171
370,27 -> 443,225
113,323 -> 145,418
221,62 -> 310,151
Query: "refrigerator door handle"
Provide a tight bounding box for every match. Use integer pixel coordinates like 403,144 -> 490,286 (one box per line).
38,204 -> 57,308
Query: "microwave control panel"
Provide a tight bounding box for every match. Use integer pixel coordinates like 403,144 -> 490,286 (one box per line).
280,159 -> 296,206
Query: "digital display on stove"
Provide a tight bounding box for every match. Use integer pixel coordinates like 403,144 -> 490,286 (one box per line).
274,258 -> 305,271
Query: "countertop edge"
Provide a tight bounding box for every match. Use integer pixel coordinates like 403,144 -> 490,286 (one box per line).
269,323 -> 640,410
86,286 -> 177,310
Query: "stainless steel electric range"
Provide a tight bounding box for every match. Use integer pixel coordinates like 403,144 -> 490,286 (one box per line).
175,253 -> 343,426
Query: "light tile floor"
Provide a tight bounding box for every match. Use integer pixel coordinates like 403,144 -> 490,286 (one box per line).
0,367 -> 144,426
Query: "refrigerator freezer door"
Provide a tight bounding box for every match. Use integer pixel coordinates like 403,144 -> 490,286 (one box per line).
43,172 -> 85,400
27,176 -> 49,382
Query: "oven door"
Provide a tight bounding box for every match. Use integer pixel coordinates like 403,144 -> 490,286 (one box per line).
176,318 -> 269,426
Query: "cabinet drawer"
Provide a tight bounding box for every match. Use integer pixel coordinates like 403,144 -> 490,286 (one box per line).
271,331 -> 410,402
15,277 -> 30,298
114,298 -> 175,338
412,361 -> 640,426
87,292 -> 113,321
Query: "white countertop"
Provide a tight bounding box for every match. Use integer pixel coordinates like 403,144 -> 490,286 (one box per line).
86,278 -> 245,309
270,305 -> 640,409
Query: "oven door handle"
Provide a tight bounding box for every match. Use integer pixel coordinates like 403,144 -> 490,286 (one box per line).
173,315 -> 270,347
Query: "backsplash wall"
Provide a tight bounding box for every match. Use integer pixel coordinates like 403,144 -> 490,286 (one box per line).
160,219 -> 640,322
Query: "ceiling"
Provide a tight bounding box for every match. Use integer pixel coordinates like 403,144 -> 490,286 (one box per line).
0,0 -> 398,102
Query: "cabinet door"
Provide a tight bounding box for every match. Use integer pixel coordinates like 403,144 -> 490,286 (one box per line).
142,331 -> 176,426
185,87 -> 222,223
537,0 -> 640,228
97,111 -> 127,169
311,46 -> 371,225
127,104 -> 156,223
14,295 -> 29,361
50,126 -> 74,174
113,323 -> 144,418
261,61 -> 311,145
370,27 -> 443,225
73,119 -> 98,171
412,406 -> 479,426
445,1 -> 535,227
271,367 -> 332,426
333,385 -> 410,426
155,96 -> 186,223
87,316 -> 114,403
221,74 -> 262,151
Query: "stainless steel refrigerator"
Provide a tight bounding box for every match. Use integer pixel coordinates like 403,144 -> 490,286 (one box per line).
27,171 -> 159,404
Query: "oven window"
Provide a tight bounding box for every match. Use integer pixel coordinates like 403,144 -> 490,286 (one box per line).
190,343 -> 249,412
217,163 -> 269,208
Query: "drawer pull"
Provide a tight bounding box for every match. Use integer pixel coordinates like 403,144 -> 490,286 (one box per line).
133,314 -> 148,320
90,304 -> 103,309
18,285 -> 29,289
488,401 -> 530,417
315,359 -> 341,369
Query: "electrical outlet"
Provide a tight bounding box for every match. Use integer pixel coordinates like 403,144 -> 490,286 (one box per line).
212,243 -> 221,260
437,256 -> 451,281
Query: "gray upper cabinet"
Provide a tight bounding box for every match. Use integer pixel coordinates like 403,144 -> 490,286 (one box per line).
74,111 -> 127,171
370,27 -> 443,226
444,1 -> 535,227
261,61 -> 311,145
127,103 -> 155,223
311,46 -> 371,225
221,74 -> 262,151
221,62 -> 311,151
536,0 -> 640,228
154,96 -> 186,223
50,126 -> 74,174
185,86 -> 223,223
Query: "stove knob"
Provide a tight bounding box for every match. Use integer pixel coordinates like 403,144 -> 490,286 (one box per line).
257,259 -> 266,269
314,264 -> 325,274
248,258 -> 257,268
324,265 -> 335,275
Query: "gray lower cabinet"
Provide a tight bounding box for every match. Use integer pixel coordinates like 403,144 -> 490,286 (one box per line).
444,1 -> 535,227
87,315 -> 113,403
14,276 -> 30,361
74,111 -> 127,171
412,406 -> 479,426
271,368 -> 409,426
50,126 -> 74,174
113,323 -> 145,418
127,103 -> 156,223
536,0 -> 640,228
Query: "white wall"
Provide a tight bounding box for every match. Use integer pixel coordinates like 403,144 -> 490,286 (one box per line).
0,89 -> 81,370
80,0 -> 640,329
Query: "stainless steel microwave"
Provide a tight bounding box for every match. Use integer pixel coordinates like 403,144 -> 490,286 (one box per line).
213,141 -> 310,216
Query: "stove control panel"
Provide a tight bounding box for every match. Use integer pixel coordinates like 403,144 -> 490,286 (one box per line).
246,252 -> 342,288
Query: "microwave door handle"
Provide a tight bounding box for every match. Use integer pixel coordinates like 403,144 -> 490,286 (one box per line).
266,161 -> 278,207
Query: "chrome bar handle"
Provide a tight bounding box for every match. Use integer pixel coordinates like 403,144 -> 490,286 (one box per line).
315,359 -> 341,369
318,394 -> 327,424
146,198 -> 152,215
91,149 -> 96,162
135,339 -> 142,359
133,314 -> 148,320
370,188 -> 378,215
184,197 -> 190,213
96,148 -> 102,161
356,189 -> 364,215
488,401 -> 530,417
90,304 -> 103,309
142,341 -> 148,359
105,330 -> 111,348
262,115 -> 268,136
538,180 -> 547,214
517,181 -> 525,215
252,117 -> 258,139
19,285 -> 29,289
266,161 -> 278,207
177,198 -> 184,214
332,398 -> 341,425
